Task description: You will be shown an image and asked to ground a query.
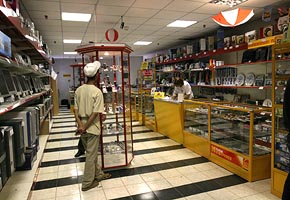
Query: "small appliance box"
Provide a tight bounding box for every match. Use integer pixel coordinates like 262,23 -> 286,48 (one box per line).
0,31 -> 11,58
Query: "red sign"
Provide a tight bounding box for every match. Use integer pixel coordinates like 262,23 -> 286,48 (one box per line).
211,144 -> 249,170
142,69 -> 153,76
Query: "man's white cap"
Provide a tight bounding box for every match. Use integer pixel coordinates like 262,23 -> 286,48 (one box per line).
84,61 -> 101,77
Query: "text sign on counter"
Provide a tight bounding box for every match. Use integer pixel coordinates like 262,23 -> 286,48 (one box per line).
211,144 -> 249,170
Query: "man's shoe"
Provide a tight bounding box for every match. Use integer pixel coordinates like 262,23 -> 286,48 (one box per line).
95,173 -> 112,181
74,151 -> 85,157
81,181 -> 99,191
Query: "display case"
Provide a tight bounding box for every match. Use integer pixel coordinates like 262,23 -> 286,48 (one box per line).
75,43 -> 134,169
143,94 -> 156,131
183,100 -> 211,158
271,43 -> 290,198
210,103 -> 272,182
130,92 -> 139,121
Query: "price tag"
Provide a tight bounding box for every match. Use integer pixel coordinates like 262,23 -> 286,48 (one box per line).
259,87 -> 264,90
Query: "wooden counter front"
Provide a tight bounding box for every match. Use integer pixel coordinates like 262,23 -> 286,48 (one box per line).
154,99 -> 183,144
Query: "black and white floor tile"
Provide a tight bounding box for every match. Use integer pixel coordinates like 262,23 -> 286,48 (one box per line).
0,108 -> 280,200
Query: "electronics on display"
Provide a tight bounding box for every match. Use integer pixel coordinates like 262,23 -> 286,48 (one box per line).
17,75 -> 29,96
11,75 -> 23,97
0,119 -> 25,168
0,70 -> 10,98
1,70 -> 17,96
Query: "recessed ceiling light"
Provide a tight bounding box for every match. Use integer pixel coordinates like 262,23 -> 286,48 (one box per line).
134,41 -> 152,45
63,39 -> 81,44
167,20 -> 197,28
64,52 -> 77,55
62,12 -> 91,22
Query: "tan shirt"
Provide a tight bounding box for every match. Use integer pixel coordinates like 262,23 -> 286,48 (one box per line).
74,84 -> 104,135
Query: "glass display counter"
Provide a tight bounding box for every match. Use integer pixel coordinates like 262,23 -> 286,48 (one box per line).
210,103 -> 272,181
183,100 -> 211,158
271,43 -> 290,198
130,92 -> 139,121
144,94 -> 156,131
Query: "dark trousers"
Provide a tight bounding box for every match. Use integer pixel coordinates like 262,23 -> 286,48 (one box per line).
78,138 -> 85,153
283,173 -> 290,200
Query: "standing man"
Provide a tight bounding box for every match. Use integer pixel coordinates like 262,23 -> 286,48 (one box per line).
74,61 -> 111,191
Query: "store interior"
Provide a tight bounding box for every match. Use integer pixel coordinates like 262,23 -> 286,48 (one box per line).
0,0 -> 290,200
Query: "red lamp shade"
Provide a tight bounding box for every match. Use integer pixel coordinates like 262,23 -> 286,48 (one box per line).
212,8 -> 254,27
105,28 -> 119,42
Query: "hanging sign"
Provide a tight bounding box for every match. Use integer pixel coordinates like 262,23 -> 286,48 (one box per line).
105,28 -> 119,42
142,69 -> 153,81
140,61 -> 149,69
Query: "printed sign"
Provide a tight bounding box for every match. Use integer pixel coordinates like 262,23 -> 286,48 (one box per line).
211,144 -> 249,170
154,92 -> 164,99
142,69 -> 153,81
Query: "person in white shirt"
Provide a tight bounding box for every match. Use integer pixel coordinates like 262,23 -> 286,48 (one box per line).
172,78 -> 193,100
74,61 -> 111,191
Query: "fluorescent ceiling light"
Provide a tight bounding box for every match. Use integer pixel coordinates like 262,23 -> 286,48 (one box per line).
64,52 -> 77,55
210,0 -> 248,7
62,12 -> 91,22
167,20 -> 197,28
63,39 -> 81,44
134,41 -> 152,45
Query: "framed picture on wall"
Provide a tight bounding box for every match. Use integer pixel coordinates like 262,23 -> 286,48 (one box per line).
245,30 -> 257,43
260,25 -> 273,38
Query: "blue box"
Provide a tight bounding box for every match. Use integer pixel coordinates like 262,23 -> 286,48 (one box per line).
0,31 -> 11,58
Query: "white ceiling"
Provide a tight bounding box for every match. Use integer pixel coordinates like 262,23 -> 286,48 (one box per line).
20,0 -> 287,58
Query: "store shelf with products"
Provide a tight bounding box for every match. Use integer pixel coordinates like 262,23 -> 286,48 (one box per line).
154,41 -> 274,105
75,43 -> 134,169
271,43 -> 290,198
0,2 -> 50,64
0,2 -> 56,192
209,103 -> 272,182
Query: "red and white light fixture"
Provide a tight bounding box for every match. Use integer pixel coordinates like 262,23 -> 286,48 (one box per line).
105,28 -> 119,42
212,8 -> 254,27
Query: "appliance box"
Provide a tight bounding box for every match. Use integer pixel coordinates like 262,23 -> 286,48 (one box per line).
1,126 -> 15,177
0,31 -> 11,58
0,153 -> 8,187
0,119 -> 25,168
0,111 -> 35,148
